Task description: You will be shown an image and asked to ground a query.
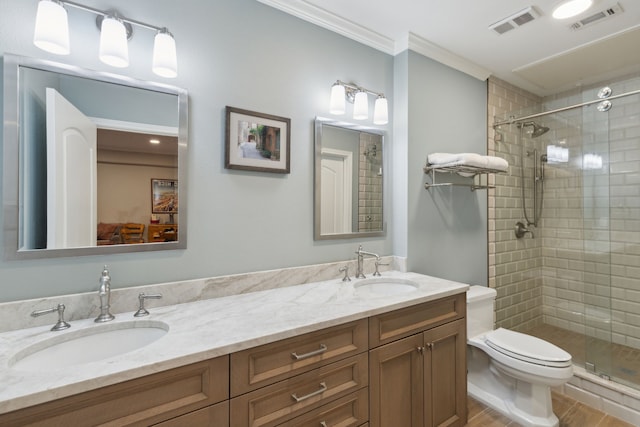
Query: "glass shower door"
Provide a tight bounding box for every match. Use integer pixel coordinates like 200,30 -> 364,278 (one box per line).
581,91 -> 613,380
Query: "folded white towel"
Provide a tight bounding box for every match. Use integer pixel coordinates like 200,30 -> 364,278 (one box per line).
486,156 -> 509,171
427,153 -> 508,172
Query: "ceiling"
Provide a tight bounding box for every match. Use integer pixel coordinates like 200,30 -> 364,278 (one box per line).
98,129 -> 178,156
258,0 -> 640,96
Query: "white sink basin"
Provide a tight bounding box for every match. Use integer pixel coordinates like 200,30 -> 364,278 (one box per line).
10,320 -> 169,371
354,277 -> 419,296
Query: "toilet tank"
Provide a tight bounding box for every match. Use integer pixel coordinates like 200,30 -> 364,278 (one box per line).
466,286 -> 497,339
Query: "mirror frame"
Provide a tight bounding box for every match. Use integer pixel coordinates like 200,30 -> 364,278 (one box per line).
314,116 -> 386,240
2,54 -> 189,259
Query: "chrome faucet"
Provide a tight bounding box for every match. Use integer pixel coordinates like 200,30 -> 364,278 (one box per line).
95,265 -> 115,322
355,245 -> 380,279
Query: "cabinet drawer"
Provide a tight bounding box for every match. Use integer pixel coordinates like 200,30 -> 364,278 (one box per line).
153,400 -> 229,427
231,319 -> 367,396
369,294 -> 465,347
230,353 -> 368,427
279,388 -> 368,427
0,356 -> 229,427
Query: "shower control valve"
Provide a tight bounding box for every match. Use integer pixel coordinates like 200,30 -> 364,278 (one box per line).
515,221 -> 534,239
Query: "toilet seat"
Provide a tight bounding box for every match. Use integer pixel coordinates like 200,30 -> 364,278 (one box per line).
485,328 -> 571,368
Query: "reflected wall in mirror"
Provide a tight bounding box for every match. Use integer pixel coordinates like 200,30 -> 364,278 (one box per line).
3,54 -> 188,259
314,117 -> 385,240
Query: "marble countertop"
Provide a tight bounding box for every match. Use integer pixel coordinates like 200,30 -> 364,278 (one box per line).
0,271 -> 468,414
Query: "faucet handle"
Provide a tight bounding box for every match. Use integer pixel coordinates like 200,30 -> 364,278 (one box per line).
339,266 -> 351,282
31,304 -> 71,331
134,293 -> 163,317
373,261 -> 390,277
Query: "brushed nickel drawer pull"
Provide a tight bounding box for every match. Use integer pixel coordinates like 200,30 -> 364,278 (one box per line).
291,344 -> 327,360
291,382 -> 327,403
320,422 -> 328,427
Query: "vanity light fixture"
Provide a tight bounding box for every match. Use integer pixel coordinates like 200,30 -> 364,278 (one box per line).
98,14 -> 129,68
329,80 -> 389,124
33,0 -> 70,55
552,0 -> 593,19
33,0 -> 178,78
353,91 -> 369,120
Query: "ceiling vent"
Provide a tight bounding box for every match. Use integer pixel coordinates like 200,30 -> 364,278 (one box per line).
570,3 -> 623,31
489,6 -> 540,35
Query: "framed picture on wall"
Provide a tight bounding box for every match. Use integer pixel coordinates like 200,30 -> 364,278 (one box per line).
151,179 -> 178,214
225,106 -> 291,174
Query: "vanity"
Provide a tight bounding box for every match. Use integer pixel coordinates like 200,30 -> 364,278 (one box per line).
0,272 -> 468,427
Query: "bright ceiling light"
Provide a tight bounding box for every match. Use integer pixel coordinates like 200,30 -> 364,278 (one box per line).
552,0 -> 593,19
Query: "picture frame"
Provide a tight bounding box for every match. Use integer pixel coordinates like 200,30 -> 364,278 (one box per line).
151,179 -> 178,214
225,106 -> 291,174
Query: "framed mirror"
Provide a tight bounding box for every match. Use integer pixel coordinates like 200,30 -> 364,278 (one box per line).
314,117 -> 385,240
3,54 -> 188,259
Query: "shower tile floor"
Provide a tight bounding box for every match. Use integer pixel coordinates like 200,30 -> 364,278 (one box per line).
466,392 -> 635,426
524,323 -> 640,387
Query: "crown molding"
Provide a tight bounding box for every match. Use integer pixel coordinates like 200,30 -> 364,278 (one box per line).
397,33 -> 492,81
256,0 -> 395,54
257,1 -> 492,81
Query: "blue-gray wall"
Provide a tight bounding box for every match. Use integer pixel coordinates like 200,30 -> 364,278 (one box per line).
405,51 -> 488,286
0,0 -> 487,302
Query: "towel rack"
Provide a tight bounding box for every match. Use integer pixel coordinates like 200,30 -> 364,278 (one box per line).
423,164 -> 506,191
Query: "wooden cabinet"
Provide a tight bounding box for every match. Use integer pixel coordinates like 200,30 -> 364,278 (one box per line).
230,319 -> 369,427
0,356 -> 229,427
148,224 -> 178,242
424,319 -> 467,427
231,353 -> 368,427
0,292 -> 466,427
369,295 -> 467,427
231,319 -> 368,396
370,333 -> 425,426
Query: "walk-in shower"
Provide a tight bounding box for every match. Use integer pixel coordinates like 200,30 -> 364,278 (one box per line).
490,76 -> 640,400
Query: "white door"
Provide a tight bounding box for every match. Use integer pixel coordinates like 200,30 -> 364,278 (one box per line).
320,148 -> 352,234
46,88 -> 97,248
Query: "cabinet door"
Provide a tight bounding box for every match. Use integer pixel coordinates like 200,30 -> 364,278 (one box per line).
423,319 -> 467,427
0,357 -> 229,427
369,333 -> 424,427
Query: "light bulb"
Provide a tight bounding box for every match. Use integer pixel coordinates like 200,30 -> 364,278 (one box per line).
33,0 -> 70,55
329,83 -> 345,115
99,15 -> 129,68
153,28 -> 178,78
353,91 -> 368,120
373,96 -> 388,125
552,0 -> 593,19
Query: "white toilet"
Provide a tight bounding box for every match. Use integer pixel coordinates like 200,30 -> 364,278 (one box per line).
466,285 -> 573,427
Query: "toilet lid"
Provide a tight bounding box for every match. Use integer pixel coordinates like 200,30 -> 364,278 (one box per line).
485,328 -> 572,367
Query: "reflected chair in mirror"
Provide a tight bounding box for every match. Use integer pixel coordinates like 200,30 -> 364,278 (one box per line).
121,223 -> 145,244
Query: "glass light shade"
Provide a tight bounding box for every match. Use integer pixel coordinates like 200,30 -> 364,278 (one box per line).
33,0 -> 70,55
373,96 -> 388,125
99,16 -> 129,68
329,83 -> 346,115
152,29 -> 178,78
353,91 -> 368,120
552,0 -> 593,19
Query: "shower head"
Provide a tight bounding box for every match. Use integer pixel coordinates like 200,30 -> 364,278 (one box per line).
519,121 -> 550,138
